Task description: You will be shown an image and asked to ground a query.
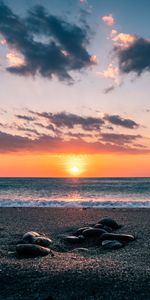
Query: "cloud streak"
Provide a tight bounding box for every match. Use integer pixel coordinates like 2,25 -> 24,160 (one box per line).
104,114 -> 139,129
32,111 -> 105,131
0,131 -> 147,155
0,110 -> 146,154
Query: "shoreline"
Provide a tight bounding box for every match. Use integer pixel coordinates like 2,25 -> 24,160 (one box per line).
0,207 -> 150,300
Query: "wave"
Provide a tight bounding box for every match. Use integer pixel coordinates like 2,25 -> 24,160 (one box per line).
0,199 -> 150,208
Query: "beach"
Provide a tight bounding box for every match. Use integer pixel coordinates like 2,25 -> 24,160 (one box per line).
0,207 -> 149,300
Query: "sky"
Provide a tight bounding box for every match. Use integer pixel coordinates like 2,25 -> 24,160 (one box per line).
0,0 -> 150,177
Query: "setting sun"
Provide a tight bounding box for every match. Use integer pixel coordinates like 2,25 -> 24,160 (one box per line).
63,155 -> 87,176
70,166 -> 80,175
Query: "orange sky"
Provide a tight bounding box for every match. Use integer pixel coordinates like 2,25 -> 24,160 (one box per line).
0,153 -> 149,177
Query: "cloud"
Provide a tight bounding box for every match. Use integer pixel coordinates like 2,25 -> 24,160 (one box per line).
104,114 -> 139,129
102,14 -> 115,26
90,55 -> 97,63
0,2 -> 95,83
16,126 -> 39,136
6,50 -> 25,67
32,111 -> 104,131
0,131 -> 147,155
0,110 -> 145,154
115,37 -> 150,75
111,31 -> 136,48
100,133 -> 141,145
16,115 -> 36,121
2,110 -> 141,135
98,63 -> 118,81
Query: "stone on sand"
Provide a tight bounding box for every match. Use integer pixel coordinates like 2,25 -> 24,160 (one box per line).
100,233 -> 135,242
98,217 -> 121,229
63,235 -> 85,243
16,244 -> 51,257
74,227 -> 93,236
22,231 -> 41,243
82,228 -> 107,238
102,240 -> 123,250
32,236 -> 52,247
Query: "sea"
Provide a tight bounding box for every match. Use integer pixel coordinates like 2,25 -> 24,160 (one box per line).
0,177 -> 150,208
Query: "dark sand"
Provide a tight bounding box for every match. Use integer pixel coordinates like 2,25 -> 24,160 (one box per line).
0,208 -> 149,300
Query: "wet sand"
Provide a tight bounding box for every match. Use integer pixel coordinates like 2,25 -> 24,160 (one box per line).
0,207 -> 149,300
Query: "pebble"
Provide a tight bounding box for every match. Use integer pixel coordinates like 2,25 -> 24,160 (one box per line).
102,240 -> 123,250
32,236 -> 52,247
98,217 -> 121,229
22,231 -> 41,243
82,228 -> 107,238
16,244 -> 51,257
100,233 -> 135,242
74,227 -> 93,236
63,235 -> 84,243
73,248 -> 89,253
94,224 -> 104,229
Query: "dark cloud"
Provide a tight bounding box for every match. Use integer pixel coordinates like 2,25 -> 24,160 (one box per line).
16,126 -> 39,136
16,115 -> 36,121
35,122 -> 56,132
100,133 -> 141,145
104,114 -> 139,129
67,132 -> 92,139
115,37 -> 150,75
0,131 -> 147,154
33,111 -> 104,131
0,2 -> 94,83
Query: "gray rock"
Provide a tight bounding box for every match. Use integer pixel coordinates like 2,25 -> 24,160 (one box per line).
94,224 -> 104,229
78,235 -> 85,241
16,244 -> 51,257
82,228 -> 107,238
102,240 -> 123,250
98,217 -> 121,229
100,233 -> 135,242
73,248 -> 89,253
63,235 -> 84,244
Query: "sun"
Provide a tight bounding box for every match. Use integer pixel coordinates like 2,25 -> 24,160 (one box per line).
70,166 -> 80,175
64,155 -> 87,177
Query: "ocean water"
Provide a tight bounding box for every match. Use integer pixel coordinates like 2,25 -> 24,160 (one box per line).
0,177 -> 150,207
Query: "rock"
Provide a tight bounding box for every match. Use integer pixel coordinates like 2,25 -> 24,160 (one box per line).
74,227 -> 93,236
102,240 -> 123,250
94,224 -> 104,229
63,235 -> 84,244
78,235 -> 85,241
16,244 -> 51,257
94,224 -> 112,232
32,236 -> 52,247
82,228 -> 107,238
98,217 -> 121,229
103,226 -> 113,233
100,233 -> 135,242
73,248 -> 89,253
22,231 -> 41,243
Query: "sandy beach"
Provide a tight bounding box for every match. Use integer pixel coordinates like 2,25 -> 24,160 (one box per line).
0,207 -> 149,300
